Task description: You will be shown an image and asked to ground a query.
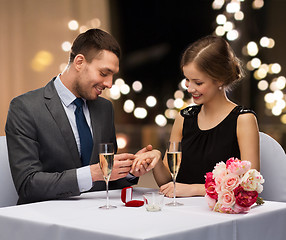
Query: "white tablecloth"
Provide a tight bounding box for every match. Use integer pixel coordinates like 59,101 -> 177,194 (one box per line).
0,187 -> 285,240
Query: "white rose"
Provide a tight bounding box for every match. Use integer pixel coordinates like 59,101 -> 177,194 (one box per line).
241,169 -> 265,193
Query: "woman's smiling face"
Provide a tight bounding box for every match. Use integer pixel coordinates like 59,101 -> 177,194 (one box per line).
183,62 -> 222,105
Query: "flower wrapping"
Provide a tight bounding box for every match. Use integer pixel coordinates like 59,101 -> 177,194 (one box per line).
205,157 -> 264,214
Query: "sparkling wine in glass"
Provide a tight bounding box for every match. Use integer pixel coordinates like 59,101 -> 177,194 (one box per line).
99,143 -> 116,209
166,141 -> 183,206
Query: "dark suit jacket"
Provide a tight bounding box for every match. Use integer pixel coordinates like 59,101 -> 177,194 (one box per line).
5,78 -> 133,204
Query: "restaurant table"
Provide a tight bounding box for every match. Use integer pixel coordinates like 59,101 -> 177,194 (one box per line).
0,187 -> 286,240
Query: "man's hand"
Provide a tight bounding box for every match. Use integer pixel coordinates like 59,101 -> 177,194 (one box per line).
110,153 -> 135,181
90,153 -> 135,182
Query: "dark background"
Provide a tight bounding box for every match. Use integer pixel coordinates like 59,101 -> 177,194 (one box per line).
108,0 -> 286,149
109,1 -> 257,119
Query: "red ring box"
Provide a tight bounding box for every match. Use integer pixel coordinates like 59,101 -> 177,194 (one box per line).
121,187 -> 144,207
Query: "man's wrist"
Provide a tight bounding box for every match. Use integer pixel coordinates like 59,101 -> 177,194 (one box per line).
76,166 -> 92,192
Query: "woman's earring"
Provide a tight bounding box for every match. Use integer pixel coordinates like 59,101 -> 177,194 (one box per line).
219,86 -> 223,90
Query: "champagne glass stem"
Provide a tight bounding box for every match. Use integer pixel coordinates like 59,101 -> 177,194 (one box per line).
173,178 -> 176,204
106,180 -> 110,208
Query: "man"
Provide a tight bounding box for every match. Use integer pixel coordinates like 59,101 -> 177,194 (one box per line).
5,28 -> 150,204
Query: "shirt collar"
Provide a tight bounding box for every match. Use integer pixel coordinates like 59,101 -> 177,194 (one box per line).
54,74 -> 87,107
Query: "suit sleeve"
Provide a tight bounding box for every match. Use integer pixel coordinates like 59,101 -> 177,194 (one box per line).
5,97 -> 81,204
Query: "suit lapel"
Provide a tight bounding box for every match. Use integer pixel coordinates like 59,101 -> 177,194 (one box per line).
43,79 -> 82,167
87,100 -> 101,164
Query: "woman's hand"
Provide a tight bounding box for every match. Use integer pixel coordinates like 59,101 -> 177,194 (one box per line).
160,182 -> 205,197
130,149 -> 162,177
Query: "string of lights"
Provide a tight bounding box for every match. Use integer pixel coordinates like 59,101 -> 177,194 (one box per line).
60,0 -> 285,130
212,0 -> 286,123
60,18 -> 192,128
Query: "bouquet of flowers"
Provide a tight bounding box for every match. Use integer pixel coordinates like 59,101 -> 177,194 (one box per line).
205,157 -> 264,214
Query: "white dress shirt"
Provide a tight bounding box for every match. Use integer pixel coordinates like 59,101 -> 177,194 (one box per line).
54,75 -> 92,192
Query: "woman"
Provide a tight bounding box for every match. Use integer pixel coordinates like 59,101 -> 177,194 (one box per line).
132,35 -> 260,198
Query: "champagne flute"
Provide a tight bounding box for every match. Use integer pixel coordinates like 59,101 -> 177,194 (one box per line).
166,141 -> 183,206
99,143 -> 116,209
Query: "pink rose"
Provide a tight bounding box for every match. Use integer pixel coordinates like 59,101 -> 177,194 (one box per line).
213,202 -> 234,214
205,194 -> 216,209
233,204 -> 251,214
205,172 -> 213,182
218,189 -> 235,207
226,158 -> 251,175
218,205 -> 235,214
212,162 -> 227,178
226,157 -> 238,168
205,172 -> 218,200
220,173 -> 240,191
234,186 -> 258,208
214,172 -> 225,193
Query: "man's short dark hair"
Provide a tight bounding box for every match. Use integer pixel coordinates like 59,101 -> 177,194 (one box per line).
69,28 -> 121,63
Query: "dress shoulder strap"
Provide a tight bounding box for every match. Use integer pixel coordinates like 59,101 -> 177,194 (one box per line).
180,105 -> 202,118
232,105 -> 257,117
